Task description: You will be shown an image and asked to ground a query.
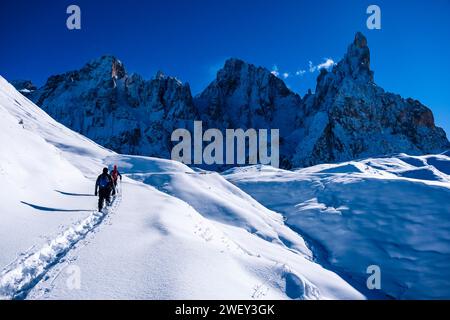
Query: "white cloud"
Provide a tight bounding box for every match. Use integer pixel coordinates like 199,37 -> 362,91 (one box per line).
270,58 -> 335,80
308,58 -> 336,73
316,58 -> 336,71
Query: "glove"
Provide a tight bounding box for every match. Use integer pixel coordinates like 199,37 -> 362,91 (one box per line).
95,191 -> 98,196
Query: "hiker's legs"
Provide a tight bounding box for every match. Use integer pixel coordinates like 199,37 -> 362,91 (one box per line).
105,188 -> 112,206
98,193 -> 105,211
98,189 -> 111,211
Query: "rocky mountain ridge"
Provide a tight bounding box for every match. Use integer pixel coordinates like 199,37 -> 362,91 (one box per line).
13,32 -> 449,168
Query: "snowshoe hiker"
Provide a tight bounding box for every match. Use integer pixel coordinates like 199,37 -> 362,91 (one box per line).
111,165 -> 122,196
95,167 -> 114,211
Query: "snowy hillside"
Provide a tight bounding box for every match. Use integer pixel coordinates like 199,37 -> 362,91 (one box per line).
0,76 -> 362,300
224,153 -> 450,299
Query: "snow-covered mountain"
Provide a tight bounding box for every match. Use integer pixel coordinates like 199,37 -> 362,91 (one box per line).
293,32 -> 449,167
195,58 -> 304,133
224,153 -> 450,299
15,32 -> 449,169
18,56 -> 197,158
0,76 -> 363,300
2,75 -> 450,299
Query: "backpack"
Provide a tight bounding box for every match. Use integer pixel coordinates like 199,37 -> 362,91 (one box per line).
98,175 -> 110,189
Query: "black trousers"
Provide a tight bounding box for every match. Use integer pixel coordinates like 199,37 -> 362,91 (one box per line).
112,180 -> 118,195
98,188 -> 111,211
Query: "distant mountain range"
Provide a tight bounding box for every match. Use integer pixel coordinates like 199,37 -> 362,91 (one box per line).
13,32 -> 450,169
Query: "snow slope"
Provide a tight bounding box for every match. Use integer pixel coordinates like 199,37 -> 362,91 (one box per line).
224,154 -> 450,299
0,76 -> 362,300
0,77 -> 109,275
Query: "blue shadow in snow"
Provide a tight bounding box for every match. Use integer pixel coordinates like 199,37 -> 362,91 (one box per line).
55,190 -> 94,197
21,201 -> 92,212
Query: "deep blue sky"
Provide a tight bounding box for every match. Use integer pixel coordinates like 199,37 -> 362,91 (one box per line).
1,0 -> 449,134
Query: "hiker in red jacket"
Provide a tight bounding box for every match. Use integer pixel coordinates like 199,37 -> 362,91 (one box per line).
111,165 -> 122,195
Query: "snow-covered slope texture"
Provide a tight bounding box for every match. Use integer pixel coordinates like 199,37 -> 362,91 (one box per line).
0,76 -> 111,271
31,155 -> 362,300
224,154 -> 450,299
16,32 -> 449,169
0,77 -> 362,300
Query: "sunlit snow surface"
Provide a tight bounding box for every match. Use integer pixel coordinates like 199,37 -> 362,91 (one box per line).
0,76 -> 361,300
224,154 -> 450,299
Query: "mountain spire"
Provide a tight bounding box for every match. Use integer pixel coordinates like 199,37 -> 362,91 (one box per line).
338,32 -> 374,82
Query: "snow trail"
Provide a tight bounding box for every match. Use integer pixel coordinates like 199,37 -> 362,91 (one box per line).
0,194 -> 121,300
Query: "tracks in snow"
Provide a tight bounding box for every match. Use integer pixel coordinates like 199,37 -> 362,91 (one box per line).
0,194 -> 121,300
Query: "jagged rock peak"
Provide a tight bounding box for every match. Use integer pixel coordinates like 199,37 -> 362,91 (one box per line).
153,70 -> 184,87
155,70 -> 166,80
82,55 -> 126,80
88,54 -> 122,65
222,58 -> 246,71
353,31 -> 368,48
220,58 -> 274,78
213,57 -> 292,95
334,32 -> 374,83
216,58 -> 246,80
204,57 -> 296,101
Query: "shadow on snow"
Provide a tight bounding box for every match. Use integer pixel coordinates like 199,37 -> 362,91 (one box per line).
20,201 -> 93,212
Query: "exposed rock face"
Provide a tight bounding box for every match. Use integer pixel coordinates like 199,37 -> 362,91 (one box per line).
25,55 -> 197,157
291,32 -> 449,167
195,58 -> 305,167
195,58 -> 304,130
14,33 -> 449,168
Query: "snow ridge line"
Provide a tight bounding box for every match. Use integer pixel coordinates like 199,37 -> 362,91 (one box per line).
0,194 -> 121,300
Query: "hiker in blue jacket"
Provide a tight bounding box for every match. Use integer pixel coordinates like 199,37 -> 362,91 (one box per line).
95,167 -> 114,211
